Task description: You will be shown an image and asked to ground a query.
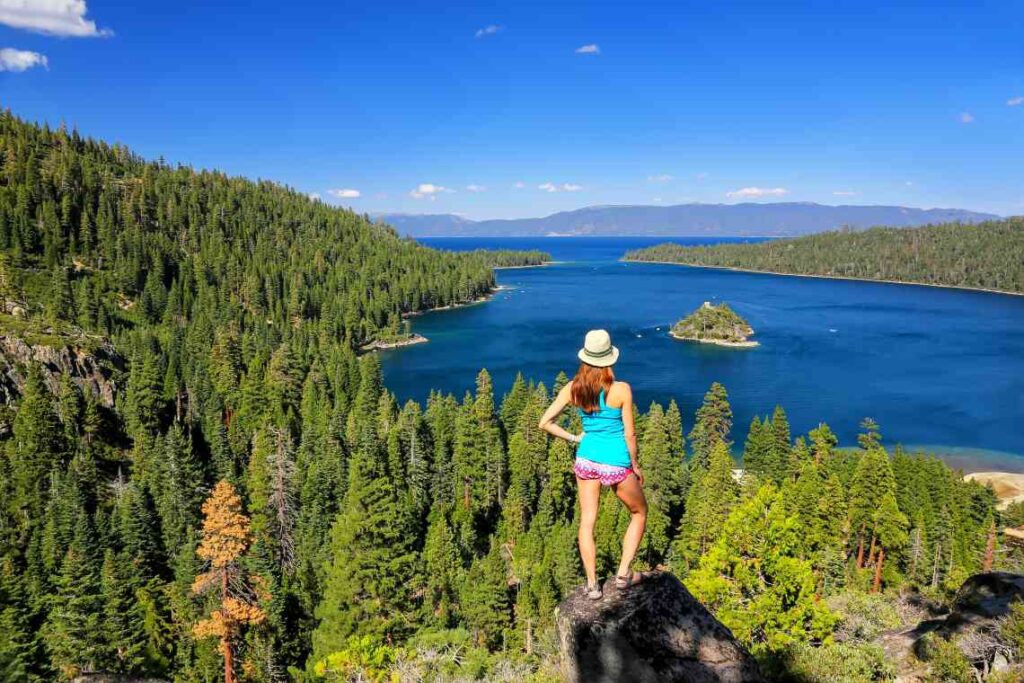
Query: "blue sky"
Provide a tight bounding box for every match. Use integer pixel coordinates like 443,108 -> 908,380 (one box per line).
1,0 -> 1022,219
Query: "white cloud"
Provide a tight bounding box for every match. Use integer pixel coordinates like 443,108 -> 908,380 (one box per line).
0,0 -> 112,37
726,187 -> 788,198
327,188 -> 361,199
647,174 -> 673,183
905,181 -> 914,186
959,112 -> 975,124
0,47 -> 46,71
695,172 -> 709,180
308,192 -> 321,201
575,44 -> 600,54
832,190 -> 858,197
539,182 -> 583,193
475,24 -> 502,38
652,197 -> 663,203
513,181 -> 525,189
1007,96 -> 1023,107
410,183 -> 454,200
466,184 -> 486,193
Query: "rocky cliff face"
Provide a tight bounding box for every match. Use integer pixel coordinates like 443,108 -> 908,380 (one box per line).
555,571 -> 765,683
0,333 -> 124,407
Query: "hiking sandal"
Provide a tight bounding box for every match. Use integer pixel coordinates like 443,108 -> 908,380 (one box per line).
585,582 -> 603,600
614,571 -> 647,590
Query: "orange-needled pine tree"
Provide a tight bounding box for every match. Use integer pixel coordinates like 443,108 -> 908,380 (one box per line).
191,481 -> 267,683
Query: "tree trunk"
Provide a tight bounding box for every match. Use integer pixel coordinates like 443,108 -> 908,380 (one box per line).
525,617 -> 533,655
222,569 -> 235,683
856,526 -> 865,569
984,521 -> 996,571
867,534 -> 877,567
872,548 -> 885,593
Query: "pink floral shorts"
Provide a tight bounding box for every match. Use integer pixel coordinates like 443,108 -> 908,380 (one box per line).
574,457 -> 633,486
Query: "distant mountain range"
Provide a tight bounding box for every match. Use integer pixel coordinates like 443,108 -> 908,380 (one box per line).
376,203 -> 1000,238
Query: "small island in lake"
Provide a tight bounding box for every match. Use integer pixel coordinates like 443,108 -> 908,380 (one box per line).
670,301 -> 758,348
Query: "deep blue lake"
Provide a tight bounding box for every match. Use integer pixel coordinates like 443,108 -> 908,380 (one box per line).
381,237 -> 1024,472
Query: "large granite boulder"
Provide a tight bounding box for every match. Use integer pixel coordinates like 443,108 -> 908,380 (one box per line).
555,571 -> 765,683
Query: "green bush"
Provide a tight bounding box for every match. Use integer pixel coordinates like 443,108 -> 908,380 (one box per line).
777,641 -> 896,682
827,592 -> 903,642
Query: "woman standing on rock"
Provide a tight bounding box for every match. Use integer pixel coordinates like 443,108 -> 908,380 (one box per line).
538,329 -> 648,599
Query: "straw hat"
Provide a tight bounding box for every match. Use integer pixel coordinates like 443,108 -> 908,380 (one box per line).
578,329 -> 619,367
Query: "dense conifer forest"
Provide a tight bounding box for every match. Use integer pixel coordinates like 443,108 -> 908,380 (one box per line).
2,112 -> 1023,682
623,218 -> 1024,294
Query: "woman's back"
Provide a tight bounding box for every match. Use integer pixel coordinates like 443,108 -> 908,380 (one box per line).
576,383 -> 631,467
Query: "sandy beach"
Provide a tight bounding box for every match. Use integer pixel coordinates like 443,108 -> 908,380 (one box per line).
964,472 -> 1024,509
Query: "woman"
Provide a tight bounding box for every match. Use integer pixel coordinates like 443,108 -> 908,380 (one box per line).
538,329 -> 648,599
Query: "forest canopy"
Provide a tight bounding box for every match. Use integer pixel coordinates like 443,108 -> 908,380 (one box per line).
623,218 -> 1024,294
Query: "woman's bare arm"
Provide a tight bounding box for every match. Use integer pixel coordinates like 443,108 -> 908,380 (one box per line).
538,382 -> 582,443
617,382 -> 643,484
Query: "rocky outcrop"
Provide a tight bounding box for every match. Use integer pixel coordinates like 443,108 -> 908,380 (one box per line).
555,571 -> 765,683
881,573 -> 1024,680
0,333 -> 124,407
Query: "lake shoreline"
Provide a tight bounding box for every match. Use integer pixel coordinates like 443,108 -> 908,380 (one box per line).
668,330 -> 759,348
493,261 -> 561,270
625,259 -> 1024,298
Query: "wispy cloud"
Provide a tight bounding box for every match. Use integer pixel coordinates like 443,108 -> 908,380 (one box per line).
726,187 -> 788,198
575,44 -> 600,55
308,192 -> 321,201
539,182 -> 583,193
647,174 -> 673,183
695,172 -> 709,180
327,188 -> 361,199
0,47 -> 47,71
959,112 -> 975,124
0,0 -> 112,37
1008,96 -> 1024,107
513,181 -> 525,189
652,197 -> 663,203
832,190 -> 858,197
410,183 -> 455,200
466,184 -> 486,193
475,24 -> 503,38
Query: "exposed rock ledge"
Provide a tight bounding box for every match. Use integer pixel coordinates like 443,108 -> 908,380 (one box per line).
0,333 -> 124,407
555,571 -> 765,683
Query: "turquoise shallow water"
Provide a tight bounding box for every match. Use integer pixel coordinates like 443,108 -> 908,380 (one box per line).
381,237 -> 1024,471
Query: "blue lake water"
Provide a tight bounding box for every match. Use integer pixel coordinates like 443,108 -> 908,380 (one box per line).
381,237 -> 1024,471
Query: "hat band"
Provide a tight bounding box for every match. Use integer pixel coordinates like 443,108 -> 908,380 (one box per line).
585,345 -> 613,358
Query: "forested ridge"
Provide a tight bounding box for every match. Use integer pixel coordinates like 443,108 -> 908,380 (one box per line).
623,218 -> 1024,294
1,111 -> 1022,683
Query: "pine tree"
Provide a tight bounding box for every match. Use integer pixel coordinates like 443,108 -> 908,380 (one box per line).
768,405 -> 792,483
421,506 -> 464,627
671,441 -> 739,572
742,416 -> 771,480
191,481 -> 267,683
638,402 -> 687,564
100,549 -> 151,675
42,516 -> 104,680
687,484 -> 837,657
688,382 -> 732,468
10,365 -> 67,535
459,541 -> 511,649
311,418 -> 418,660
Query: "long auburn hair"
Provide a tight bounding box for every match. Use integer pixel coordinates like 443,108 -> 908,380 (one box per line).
571,362 -> 615,414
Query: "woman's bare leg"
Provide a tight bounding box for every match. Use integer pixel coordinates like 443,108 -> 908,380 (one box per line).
613,473 -> 648,578
576,477 -> 602,586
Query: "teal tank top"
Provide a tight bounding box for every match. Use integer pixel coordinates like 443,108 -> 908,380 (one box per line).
576,388 -> 631,467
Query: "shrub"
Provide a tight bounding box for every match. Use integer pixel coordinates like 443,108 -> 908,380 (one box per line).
777,641 -> 896,682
